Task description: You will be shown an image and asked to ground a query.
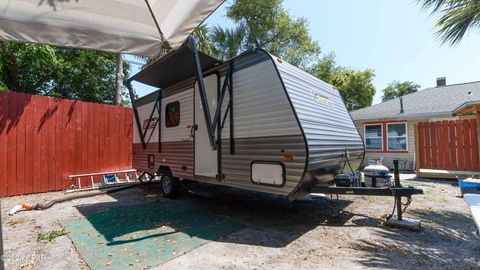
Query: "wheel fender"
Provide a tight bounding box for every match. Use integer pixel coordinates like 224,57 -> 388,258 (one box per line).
157,166 -> 171,176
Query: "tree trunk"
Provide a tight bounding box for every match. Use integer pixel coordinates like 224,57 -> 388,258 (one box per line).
114,53 -> 123,105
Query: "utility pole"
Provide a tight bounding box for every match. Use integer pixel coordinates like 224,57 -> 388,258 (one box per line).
114,53 -> 123,105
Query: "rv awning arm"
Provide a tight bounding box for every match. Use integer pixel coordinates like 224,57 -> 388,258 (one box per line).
125,80 -> 147,150
125,79 -> 163,151
126,36 -> 233,153
188,36 -> 217,150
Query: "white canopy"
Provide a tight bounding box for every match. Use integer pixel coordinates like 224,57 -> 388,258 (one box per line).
0,0 -> 224,56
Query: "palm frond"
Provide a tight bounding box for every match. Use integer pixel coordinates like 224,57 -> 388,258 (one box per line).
419,0 -> 480,45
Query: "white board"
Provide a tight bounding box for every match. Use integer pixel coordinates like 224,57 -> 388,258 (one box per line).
464,194 -> 480,232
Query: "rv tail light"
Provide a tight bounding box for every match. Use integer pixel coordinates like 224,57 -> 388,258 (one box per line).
283,155 -> 293,162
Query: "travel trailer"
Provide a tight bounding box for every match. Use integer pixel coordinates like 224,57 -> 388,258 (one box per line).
126,37 -> 365,201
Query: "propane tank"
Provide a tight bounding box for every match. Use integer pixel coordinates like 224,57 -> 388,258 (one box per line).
364,163 -> 391,187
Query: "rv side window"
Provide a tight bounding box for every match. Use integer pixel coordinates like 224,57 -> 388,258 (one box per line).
165,101 -> 180,128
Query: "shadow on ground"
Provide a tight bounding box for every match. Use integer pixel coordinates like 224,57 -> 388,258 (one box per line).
72,184 -> 363,248
64,182 -> 480,269
350,208 -> 480,269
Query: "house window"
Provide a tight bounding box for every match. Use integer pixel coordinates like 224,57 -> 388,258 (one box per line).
387,123 -> 407,150
165,101 -> 180,128
365,124 -> 383,150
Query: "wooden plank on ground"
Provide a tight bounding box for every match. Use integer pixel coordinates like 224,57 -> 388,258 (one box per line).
418,168 -> 480,179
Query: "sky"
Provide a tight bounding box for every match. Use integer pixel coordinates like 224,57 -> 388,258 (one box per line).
129,0 -> 480,105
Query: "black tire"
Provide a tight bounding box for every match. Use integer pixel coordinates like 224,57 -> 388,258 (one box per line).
160,170 -> 179,198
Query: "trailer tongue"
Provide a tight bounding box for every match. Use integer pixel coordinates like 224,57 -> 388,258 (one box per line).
313,160 -> 423,230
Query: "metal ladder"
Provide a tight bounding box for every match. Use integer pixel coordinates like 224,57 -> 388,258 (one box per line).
66,169 -> 139,193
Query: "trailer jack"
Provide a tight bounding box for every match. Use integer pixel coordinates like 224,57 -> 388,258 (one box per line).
311,160 -> 423,230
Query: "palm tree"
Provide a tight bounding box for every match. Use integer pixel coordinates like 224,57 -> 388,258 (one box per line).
192,24 -> 215,56
209,25 -> 246,60
419,0 -> 480,45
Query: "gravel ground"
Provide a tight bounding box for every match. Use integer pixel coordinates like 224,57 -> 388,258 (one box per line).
1,175 -> 479,270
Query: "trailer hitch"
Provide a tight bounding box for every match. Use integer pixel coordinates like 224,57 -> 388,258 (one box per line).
311,160 -> 423,230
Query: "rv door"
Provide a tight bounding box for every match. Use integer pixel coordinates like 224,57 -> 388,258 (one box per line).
194,73 -> 219,178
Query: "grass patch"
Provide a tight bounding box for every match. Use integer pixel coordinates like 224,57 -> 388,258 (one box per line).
37,229 -> 68,242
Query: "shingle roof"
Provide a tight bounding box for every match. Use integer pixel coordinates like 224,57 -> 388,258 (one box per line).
350,81 -> 480,121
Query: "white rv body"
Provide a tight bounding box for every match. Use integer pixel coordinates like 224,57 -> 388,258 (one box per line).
131,48 -> 364,200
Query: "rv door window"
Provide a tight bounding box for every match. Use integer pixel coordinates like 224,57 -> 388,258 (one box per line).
165,101 -> 180,128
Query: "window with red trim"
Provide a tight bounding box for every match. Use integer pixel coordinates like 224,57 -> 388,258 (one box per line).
364,122 -> 408,152
387,123 -> 407,150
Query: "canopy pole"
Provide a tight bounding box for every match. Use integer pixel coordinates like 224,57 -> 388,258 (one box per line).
144,0 -> 171,49
114,53 -> 123,105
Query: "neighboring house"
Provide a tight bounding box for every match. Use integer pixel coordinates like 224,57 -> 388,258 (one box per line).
350,78 -> 480,175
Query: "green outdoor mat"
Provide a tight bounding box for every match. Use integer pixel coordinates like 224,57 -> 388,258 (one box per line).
61,201 -> 245,270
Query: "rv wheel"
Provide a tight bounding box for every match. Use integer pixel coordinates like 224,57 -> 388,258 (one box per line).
160,171 -> 179,198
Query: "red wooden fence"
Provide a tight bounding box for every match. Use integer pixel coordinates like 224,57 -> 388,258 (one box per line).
417,119 -> 479,171
0,91 -> 133,197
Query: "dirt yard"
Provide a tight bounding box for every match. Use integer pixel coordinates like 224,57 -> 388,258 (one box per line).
1,176 -> 479,270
